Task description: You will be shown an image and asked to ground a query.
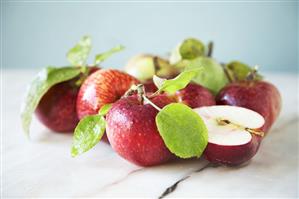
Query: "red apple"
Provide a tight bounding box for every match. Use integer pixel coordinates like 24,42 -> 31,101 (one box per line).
175,83 -> 215,108
143,80 -> 158,93
216,81 -> 281,133
106,94 -> 176,166
76,69 -> 139,120
144,81 -> 215,108
35,67 -> 99,132
194,105 -> 265,166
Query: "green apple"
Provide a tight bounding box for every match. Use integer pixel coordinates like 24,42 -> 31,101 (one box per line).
170,38 -> 206,65
125,54 -> 178,82
184,57 -> 228,95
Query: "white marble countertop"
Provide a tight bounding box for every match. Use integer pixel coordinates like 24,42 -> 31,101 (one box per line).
2,69 -> 298,198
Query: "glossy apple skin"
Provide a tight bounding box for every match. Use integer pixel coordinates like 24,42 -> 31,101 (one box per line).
106,94 -> 176,166
143,80 -> 158,93
144,82 -> 215,108
76,69 -> 139,120
204,135 -> 262,166
176,83 -> 215,108
216,81 -> 281,133
35,67 -> 99,132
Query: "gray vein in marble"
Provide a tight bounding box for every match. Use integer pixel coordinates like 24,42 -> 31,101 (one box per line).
158,162 -> 217,199
99,167 -> 144,191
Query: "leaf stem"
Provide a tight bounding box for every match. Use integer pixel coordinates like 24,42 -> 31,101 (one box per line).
143,95 -> 162,112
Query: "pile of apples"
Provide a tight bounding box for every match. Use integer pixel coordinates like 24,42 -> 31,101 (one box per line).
21,36 -> 281,167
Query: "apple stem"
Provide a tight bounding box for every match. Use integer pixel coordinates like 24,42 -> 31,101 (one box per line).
124,84 -> 162,111
245,128 -> 265,137
153,56 -> 161,71
246,65 -> 259,81
143,95 -> 162,112
207,41 -> 213,57
221,63 -> 234,83
75,66 -> 90,87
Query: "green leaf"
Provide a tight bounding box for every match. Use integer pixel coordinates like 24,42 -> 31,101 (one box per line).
71,115 -> 106,157
179,38 -> 206,60
156,103 -> 208,158
21,67 -> 81,137
154,68 -> 202,94
98,104 -> 112,116
94,45 -> 125,65
225,61 -> 263,82
67,36 -> 92,66
184,57 -> 228,95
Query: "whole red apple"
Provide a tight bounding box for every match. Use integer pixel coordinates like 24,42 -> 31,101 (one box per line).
176,83 -> 215,108
216,80 -> 281,133
35,67 -> 99,132
76,69 -> 139,120
106,94 -> 176,166
144,81 -> 215,108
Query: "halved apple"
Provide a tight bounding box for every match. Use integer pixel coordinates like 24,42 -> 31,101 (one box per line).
193,105 -> 265,166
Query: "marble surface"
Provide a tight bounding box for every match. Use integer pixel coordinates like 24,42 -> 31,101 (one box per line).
2,69 -> 298,198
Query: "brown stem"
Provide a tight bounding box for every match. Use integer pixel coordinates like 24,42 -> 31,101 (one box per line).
221,63 -> 233,83
246,65 -> 259,81
207,41 -> 214,57
153,56 -> 161,72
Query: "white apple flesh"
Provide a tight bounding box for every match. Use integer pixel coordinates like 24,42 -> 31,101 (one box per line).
194,105 -> 265,166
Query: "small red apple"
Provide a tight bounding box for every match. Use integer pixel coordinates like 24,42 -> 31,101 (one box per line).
106,94 -> 176,166
35,67 -> 99,132
175,83 -> 215,108
194,105 -> 265,166
76,69 -> 140,120
144,81 -> 215,108
216,80 -> 281,133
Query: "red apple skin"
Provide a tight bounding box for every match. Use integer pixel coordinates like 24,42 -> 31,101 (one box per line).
204,135 -> 262,166
144,80 -> 158,93
106,94 -> 176,166
144,82 -> 216,108
76,69 -> 139,120
216,81 -> 281,133
35,66 -> 99,132
176,83 -> 215,108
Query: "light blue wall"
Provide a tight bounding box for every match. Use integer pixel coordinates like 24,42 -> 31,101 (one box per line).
3,1 -> 298,72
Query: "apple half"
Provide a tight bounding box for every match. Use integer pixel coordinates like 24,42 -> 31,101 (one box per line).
193,105 -> 265,166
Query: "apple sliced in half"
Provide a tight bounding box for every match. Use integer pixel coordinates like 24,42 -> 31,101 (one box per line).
193,105 -> 265,166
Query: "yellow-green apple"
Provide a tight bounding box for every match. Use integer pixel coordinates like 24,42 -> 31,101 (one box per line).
124,54 -> 178,82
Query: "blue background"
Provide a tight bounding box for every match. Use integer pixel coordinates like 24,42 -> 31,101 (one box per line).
3,1 -> 298,72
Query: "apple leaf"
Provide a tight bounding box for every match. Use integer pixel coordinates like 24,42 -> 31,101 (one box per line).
94,45 -> 125,65
21,66 -> 81,137
153,75 -> 166,89
225,61 -> 263,82
71,115 -> 106,157
179,38 -> 205,60
153,68 -> 202,94
67,36 -> 92,66
184,57 -> 228,95
156,103 -> 208,158
98,103 -> 112,116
